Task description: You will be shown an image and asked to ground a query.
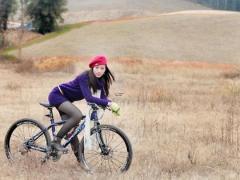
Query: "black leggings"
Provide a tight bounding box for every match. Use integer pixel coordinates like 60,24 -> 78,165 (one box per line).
57,101 -> 83,153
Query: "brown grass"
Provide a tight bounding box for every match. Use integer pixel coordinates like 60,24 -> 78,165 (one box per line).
15,56 -> 79,73
222,68 -> 240,79
1,57 -> 240,179
3,29 -> 42,47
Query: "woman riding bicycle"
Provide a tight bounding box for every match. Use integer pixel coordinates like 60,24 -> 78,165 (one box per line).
48,55 -> 120,161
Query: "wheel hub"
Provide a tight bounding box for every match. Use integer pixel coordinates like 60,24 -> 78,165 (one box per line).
101,148 -> 113,160
19,143 -> 29,155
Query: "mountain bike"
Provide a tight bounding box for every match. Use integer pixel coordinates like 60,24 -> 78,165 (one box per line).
4,102 -> 133,173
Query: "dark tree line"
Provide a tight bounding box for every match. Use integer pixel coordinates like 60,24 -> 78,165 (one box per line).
0,0 -> 17,31
0,0 -> 67,34
192,0 -> 240,11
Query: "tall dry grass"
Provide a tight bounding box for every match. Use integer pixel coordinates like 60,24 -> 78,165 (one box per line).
1,57 -> 240,179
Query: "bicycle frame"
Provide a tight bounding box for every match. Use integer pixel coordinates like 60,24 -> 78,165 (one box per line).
26,119 -> 86,153
26,107 -> 102,153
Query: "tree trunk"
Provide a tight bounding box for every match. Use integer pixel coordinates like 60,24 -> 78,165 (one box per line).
17,0 -> 25,60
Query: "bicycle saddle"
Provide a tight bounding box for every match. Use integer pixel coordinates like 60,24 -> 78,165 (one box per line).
40,102 -> 54,109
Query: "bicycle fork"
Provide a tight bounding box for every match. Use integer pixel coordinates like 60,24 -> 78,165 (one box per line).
95,123 -> 109,155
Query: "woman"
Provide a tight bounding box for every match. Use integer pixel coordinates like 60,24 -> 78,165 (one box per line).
48,55 -> 120,161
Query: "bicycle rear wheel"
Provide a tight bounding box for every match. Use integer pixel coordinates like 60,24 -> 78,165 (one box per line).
4,118 -> 51,163
79,124 -> 133,173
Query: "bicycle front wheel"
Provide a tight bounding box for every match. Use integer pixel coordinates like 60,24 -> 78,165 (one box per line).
4,118 -> 51,162
79,124 -> 133,173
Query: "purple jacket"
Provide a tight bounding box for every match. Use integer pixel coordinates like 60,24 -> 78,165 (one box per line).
48,71 -> 110,107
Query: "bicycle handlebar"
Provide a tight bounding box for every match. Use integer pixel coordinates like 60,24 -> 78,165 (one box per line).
87,102 -> 111,111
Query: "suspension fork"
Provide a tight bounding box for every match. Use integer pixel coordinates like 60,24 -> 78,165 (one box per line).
95,122 -> 108,154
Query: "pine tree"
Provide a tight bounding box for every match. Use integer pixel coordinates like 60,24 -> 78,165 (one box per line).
27,0 -> 67,34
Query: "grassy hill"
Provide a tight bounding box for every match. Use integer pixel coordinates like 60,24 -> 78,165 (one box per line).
66,0 -> 207,11
63,0 -> 209,23
12,10 -> 240,64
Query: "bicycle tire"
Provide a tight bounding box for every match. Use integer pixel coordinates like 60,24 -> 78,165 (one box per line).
4,118 -> 51,162
78,124 -> 133,173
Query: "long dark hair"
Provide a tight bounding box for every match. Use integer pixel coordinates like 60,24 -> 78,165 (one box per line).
87,66 -> 115,96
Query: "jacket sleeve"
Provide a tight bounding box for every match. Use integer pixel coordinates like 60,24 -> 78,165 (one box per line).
78,75 -> 110,106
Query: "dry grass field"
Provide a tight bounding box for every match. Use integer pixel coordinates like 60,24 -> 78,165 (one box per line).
1,56 -> 240,179
1,2 -> 240,178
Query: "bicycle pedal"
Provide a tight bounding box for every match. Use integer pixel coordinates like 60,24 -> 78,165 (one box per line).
63,149 -> 68,154
41,158 -> 47,164
41,156 -> 49,164
52,154 -> 61,162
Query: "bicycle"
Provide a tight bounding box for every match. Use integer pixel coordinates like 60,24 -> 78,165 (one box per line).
4,102 -> 133,173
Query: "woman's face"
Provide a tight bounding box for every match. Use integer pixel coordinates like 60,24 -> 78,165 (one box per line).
93,65 -> 106,78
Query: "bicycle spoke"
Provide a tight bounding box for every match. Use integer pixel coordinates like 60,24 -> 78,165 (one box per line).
113,150 -> 128,153
106,130 -> 116,145
9,139 -> 21,146
85,154 -> 99,163
11,134 -> 23,141
90,157 -> 101,169
110,158 -> 122,170
112,141 -> 124,151
87,156 -> 99,167
10,151 -> 20,159
99,158 -> 105,172
111,156 -> 124,167
104,158 -> 108,172
29,124 -> 34,137
84,151 -> 99,156
110,159 -> 121,170
84,153 -> 100,162
112,146 -> 127,153
107,159 -> 112,173
12,130 -> 23,140
27,124 -> 31,138
87,154 -> 105,171
85,148 -> 99,154
20,125 -> 26,139
113,153 -> 127,158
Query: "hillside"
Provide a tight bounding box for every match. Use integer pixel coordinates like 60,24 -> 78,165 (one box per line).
63,0 -> 209,23
13,10 -> 240,64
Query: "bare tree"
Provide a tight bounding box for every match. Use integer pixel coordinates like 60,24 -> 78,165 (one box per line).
17,0 -> 25,59
16,0 -> 29,59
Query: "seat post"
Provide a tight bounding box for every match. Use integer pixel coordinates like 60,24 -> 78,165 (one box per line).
45,107 -> 54,120
40,103 -> 56,136
46,107 -> 57,137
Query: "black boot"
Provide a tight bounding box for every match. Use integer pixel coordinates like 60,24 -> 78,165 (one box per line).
70,137 -> 80,162
74,151 -> 80,163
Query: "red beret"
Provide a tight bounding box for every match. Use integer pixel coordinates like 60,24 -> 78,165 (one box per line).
89,55 -> 108,68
